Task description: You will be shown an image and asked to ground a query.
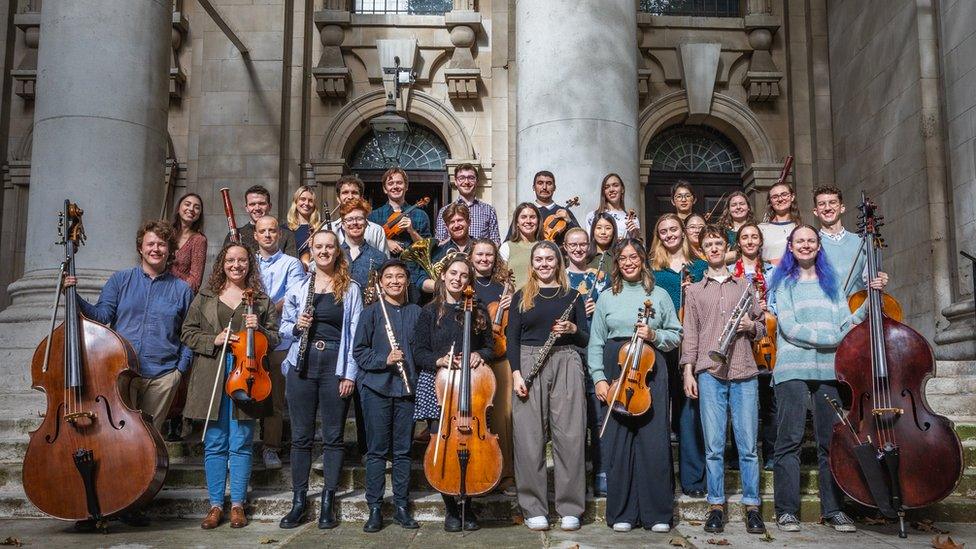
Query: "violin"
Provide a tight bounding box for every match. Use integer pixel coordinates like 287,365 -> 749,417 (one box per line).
225,289 -> 272,402
220,187 -> 240,243
626,209 -> 640,240
23,201 -> 167,526
424,287 -> 503,499
382,197 -> 431,240
487,269 -> 515,357
750,276 -> 777,370
830,194 -> 962,538
299,199 -> 335,269
599,300 -> 656,438
541,196 -> 579,241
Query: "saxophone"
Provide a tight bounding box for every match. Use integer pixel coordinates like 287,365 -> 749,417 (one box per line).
524,292 -> 580,388
361,258 -> 379,306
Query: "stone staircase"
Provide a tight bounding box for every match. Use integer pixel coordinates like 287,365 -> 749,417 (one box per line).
0,393 -> 973,525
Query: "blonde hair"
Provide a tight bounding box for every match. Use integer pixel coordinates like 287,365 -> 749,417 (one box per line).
519,240 -> 570,312
286,185 -> 321,231
649,213 -> 693,270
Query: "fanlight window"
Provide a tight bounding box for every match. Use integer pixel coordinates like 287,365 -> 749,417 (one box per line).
645,126 -> 744,174
639,0 -> 741,17
352,0 -> 453,15
350,126 -> 450,170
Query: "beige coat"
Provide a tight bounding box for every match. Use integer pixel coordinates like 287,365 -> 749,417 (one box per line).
181,286 -> 280,421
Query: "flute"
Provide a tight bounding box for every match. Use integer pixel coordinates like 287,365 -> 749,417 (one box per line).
375,282 -> 413,395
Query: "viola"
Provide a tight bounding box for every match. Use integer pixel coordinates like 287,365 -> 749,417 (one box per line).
424,287 -> 503,499
541,196 -> 579,241
225,289 -> 272,402
23,201 -> 167,527
830,194 -> 962,538
626,208 -> 641,240
382,197 -> 431,240
599,300 -> 656,437
750,276 -> 777,370
677,265 -> 691,324
486,269 -> 515,357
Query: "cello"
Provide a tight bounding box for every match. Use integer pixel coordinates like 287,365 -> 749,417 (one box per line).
23,201 -> 168,527
224,288 -> 272,402
830,193 -> 962,538
424,287 -> 502,513
599,300 -> 656,438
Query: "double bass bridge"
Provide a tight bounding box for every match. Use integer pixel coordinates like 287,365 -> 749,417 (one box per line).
871,407 -> 904,417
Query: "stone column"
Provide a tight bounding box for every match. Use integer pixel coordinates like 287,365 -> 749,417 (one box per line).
515,0 -> 639,219
0,0 -> 171,395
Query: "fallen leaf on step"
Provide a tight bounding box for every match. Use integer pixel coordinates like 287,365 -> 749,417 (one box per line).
511,514 -> 524,525
686,520 -> 703,526
706,539 -> 731,545
861,516 -> 889,525
932,535 -> 964,549
759,532 -> 774,543
0,538 -> 21,547
913,519 -> 949,534
258,538 -> 279,545
668,537 -> 688,546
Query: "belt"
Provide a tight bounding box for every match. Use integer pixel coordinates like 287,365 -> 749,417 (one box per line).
312,340 -> 340,351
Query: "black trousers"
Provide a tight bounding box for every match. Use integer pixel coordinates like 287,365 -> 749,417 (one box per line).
360,384 -> 415,506
286,346 -> 350,492
586,388 -> 612,478
602,339 -> 674,527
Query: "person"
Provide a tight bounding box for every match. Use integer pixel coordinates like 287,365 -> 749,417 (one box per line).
587,212 -> 618,275
649,214 -> 708,498
671,181 -> 696,223
768,224 -> 888,533
339,198 -> 388,289
759,182 -> 802,265
170,191 -> 208,293
812,185 -> 867,296
589,238 -> 681,533
278,230 -> 363,530
286,185 -> 321,258
222,185 -> 298,257
719,191 -> 755,263
679,226 -> 766,535
253,216 -> 307,470
416,202 -> 474,295
508,241 -> 589,532
684,213 -> 706,260
181,243 -> 280,530
352,259 -> 421,532
499,202 -> 542,289
369,167 -> 432,256
531,170 -> 578,243
584,173 -> 640,239
64,220 -> 194,528
329,175 -> 390,254
434,163 -> 501,245
412,256 -> 495,532
562,227 -> 607,496
470,239 -> 515,490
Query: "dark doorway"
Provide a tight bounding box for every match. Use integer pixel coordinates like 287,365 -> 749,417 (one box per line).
644,171 -> 743,240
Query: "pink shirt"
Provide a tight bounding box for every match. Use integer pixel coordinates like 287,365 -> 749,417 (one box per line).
170,231 -> 207,293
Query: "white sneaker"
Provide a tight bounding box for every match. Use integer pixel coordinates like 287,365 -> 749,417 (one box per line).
612,522 -> 632,532
560,516 -> 580,531
651,523 -> 671,533
525,515 -> 550,531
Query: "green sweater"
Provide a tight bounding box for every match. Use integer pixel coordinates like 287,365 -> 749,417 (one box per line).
771,280 -> 867,384
586,280 -> 682,384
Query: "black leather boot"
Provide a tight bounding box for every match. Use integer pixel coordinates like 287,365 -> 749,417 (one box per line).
394,504 -> 419,529
461,497 -> 480,531
443,494 -> 462,532
279,491 -> 308,529
318,490 -> 338,529
363,503 -> 383,533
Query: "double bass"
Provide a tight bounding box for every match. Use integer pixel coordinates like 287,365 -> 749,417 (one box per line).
424,287 -> 502,513
23,201 -> 168,527
830,193 -> 962,538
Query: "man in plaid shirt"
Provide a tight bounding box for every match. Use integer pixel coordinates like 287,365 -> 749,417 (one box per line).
434,163 -> 500,245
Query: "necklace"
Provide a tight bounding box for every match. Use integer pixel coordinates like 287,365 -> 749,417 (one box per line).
475,275 -> 493,288
537,286 -> 561,300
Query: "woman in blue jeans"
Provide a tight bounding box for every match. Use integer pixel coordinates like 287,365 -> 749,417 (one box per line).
182,243 -> 280,529
278,230 -> 362,530
768,225 -> 888,533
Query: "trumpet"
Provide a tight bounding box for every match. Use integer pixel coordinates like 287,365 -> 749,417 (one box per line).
401,238 -> 465,280
707,284 -> 754,365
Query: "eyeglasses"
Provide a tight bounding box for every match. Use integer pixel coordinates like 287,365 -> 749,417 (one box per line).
770,191 -> 793,201
685,224 -> 705,230
343,216 -> 366,224
673,193 -> 693,200
565,243 -> 588,250
455,175 -> 476,182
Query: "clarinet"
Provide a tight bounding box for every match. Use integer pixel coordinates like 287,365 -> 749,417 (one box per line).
524,292 -> 580,388
375,283 -> 413,395
294,268 -> 315,377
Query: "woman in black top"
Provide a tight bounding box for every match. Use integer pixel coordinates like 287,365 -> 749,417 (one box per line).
413,256 -> 494,532
507,240 -> 589,532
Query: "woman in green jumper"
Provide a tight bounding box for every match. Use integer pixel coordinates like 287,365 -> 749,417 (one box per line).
499,202 -> 542,289
589,238 -> 682,532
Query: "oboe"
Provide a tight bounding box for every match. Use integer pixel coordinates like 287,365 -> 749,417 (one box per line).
375,283 -> 413,395
294,269 -> 316,377
524,292 -> 580,388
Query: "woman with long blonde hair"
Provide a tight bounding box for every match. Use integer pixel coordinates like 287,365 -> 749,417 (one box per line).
508,240 -> 589,532
286,185 -> 321,256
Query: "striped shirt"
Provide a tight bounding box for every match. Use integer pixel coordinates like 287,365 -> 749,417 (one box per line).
435,197 -> 501,245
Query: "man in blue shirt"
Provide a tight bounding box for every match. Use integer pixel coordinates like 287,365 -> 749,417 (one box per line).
813,185 -> 867,296
66,220 -> 193,435
339,198 -> 388,290
368,167 -> 432,256
255,215 -> 307,469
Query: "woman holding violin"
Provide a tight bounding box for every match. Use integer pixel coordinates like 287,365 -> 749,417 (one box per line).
767,225 -> 887,533
588,238 -> 681,533
508,241 -> 589,532
285,185 -> 320,257
413,256 -> 495,531
278,230 -> 363,530
499,202 -> 542,289
181,243 -> 280,529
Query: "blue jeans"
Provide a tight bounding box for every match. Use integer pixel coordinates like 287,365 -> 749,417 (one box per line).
698,372 -> 760,506
204,356 -> 256,507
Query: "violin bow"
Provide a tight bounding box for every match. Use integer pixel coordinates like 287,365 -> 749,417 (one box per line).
432,341 -> 456,465
202,316 -> 235,443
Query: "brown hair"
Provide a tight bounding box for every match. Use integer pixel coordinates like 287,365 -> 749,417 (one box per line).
430,257 -> 488,332
170,192 -> 204,233
382,167 -> 409,187
670,180 -> 694,198
700,224 -> 729,245
718,191 -> 755,229
506,202 -> 542,243
286,185 -> 320,231
441,202 -> 470,225
207,243 -> 265,294
597,173 -> 627,212
471,239 -> 509,284
136,220 -> 178,267
336,175 -> 364,197
245,185 -> 271,202
455,163 -> 478,178
519,240 -> 570,312
736,221 -> 766,262
812,184 -> 844,204
610,238 -> 655,295
649,213 -> 693,270
764,182 -> 803,224
339,197 -> 372,218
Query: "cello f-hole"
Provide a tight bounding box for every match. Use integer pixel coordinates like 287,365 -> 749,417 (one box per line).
96,395 -> 125,430
901,388 -> 931,432
43,403 -> 64,444
857,392 -> 872,426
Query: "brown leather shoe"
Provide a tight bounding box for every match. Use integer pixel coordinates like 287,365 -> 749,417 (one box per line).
230,505 -> 248,528
201,506 -> 222,529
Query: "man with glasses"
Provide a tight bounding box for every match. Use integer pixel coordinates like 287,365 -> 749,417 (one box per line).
339,198 -> 388,289
331,175 -> 390,255
434,163 -> 500,245
671,181 -> 697,223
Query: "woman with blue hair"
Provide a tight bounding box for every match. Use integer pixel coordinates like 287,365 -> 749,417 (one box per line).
768,224 -> 888,534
